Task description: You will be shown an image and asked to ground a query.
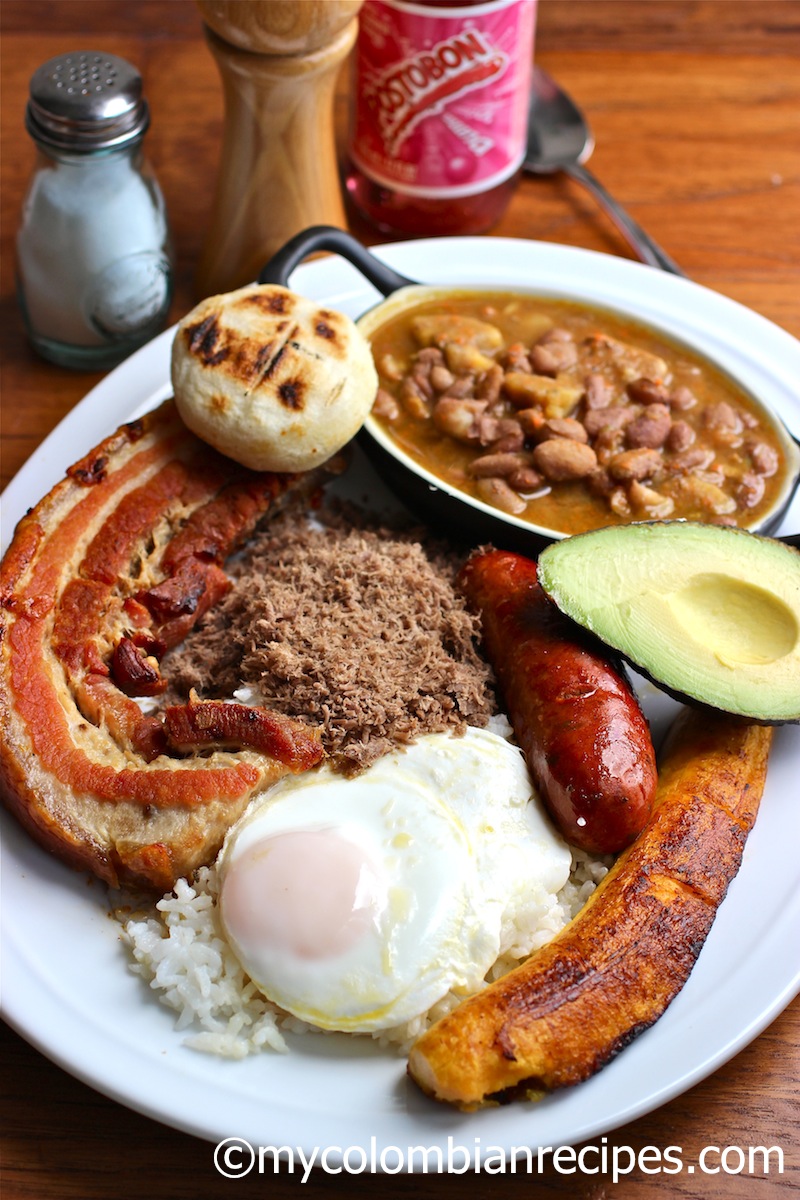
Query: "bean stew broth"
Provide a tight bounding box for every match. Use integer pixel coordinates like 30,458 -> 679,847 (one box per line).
367,293 -> 787,534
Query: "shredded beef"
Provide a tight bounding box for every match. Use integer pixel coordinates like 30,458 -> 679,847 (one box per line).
166,506 -> 496,774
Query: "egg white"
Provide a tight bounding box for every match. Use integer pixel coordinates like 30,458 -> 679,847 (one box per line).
217,727 -> 571,1033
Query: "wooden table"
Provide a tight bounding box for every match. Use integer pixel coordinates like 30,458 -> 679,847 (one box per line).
1,3 -> 798,1196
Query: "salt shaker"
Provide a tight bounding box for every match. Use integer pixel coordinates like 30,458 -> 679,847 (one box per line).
16,51 -> 174,370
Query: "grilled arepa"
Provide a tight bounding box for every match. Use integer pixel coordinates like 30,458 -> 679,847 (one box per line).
0,401 -> 325,893
171,284 -> 378,473
407,708 -> 774,1108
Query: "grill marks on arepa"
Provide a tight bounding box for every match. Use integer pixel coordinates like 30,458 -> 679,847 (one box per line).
182,291 -> 352,419
171,284 -> 378,472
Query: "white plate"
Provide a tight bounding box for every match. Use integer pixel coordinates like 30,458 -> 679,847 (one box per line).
2,238 -> 800,1167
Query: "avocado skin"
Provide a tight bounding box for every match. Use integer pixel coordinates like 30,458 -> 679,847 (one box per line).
537,522 -> 800,724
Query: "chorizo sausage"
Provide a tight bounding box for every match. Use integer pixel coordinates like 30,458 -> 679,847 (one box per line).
458,548 -> 657,854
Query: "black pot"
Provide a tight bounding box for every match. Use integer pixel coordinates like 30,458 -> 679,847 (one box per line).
259,225 -> 800,551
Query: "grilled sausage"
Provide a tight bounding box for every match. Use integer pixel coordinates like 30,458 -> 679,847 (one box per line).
408,709 -> 774,1108
459,549 -> 657,854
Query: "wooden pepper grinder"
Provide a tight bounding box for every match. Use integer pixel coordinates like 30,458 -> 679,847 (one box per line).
195,0 -> 363,297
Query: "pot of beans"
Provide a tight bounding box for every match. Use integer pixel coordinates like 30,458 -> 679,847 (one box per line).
260,226 -> 800,554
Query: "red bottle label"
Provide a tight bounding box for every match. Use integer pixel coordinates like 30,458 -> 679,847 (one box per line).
350,0 -> 536,198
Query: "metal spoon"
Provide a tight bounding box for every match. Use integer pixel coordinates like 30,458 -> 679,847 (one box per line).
525,67 -> 685,276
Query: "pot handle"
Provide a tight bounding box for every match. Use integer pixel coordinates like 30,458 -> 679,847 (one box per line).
258,226 -> 417,295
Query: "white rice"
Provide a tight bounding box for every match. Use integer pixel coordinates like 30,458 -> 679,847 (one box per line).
120,848 -> 610,1060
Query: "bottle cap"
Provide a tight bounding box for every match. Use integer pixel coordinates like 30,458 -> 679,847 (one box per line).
25,51 -> 150,153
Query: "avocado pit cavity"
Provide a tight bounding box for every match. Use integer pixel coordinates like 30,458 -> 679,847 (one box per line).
666,574 -> 798,667
537,522 -> 800,723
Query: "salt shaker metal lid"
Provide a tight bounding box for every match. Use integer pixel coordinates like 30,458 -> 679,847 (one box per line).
25,51 -> 150,153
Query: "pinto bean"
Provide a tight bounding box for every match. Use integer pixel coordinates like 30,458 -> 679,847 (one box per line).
503,342 -> 533,373
702,402 -> 744,447
549,339 -> 578,367
669,447 -> 716,473
430,364 -> 455,392
532,438 -> 598,481
608,447 -> 663,482
588,467 -> 615,497
666,420 -> 695,453
749,442 -> 779,477
373,388 -> 400,421
583,405 -> 639,437
489,417 -> 525,451
736,472 -> 766,508
669,385 -> 697,410
469,452 -> 532,479
584,373 -> 615,409
415,346 -> 444,365
530,345 -> 560,376
625,403 -> 672,449
477,414 -> 501,445
490,430 -> 526,454
703,401 -> 742,434
442,376 -> 475,399
538,417 -> 589,444
432,397 -> 486,441
508,466 -> 545,492
401,375 -> 432,419
531,341 -> 578,376
627,377 -> 670,405
695,467 -> 727,487
476,362 -> 504,404
538,327 -> 574,345
412,362 -> 435,396
475,476 -> 527,514
495,417 -> 525,440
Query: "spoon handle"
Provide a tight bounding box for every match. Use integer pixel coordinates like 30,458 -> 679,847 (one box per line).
565,161 -> 686,276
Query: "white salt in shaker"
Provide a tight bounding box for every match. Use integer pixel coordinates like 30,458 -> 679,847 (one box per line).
16,51 -> 173,369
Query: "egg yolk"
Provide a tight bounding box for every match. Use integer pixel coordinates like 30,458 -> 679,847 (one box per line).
220,829 -> 383,961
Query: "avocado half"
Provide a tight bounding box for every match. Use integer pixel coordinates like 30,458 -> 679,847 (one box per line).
537,522 -> 800,723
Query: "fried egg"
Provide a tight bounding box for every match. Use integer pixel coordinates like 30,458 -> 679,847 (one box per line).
217,728 -> 571,1033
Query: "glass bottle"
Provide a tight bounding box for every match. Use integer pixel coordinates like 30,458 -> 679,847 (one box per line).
346,0 -> 537,237
16,51 -> 173,370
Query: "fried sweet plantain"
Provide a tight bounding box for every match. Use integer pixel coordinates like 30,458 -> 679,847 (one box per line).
407,708 -> 774,1108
